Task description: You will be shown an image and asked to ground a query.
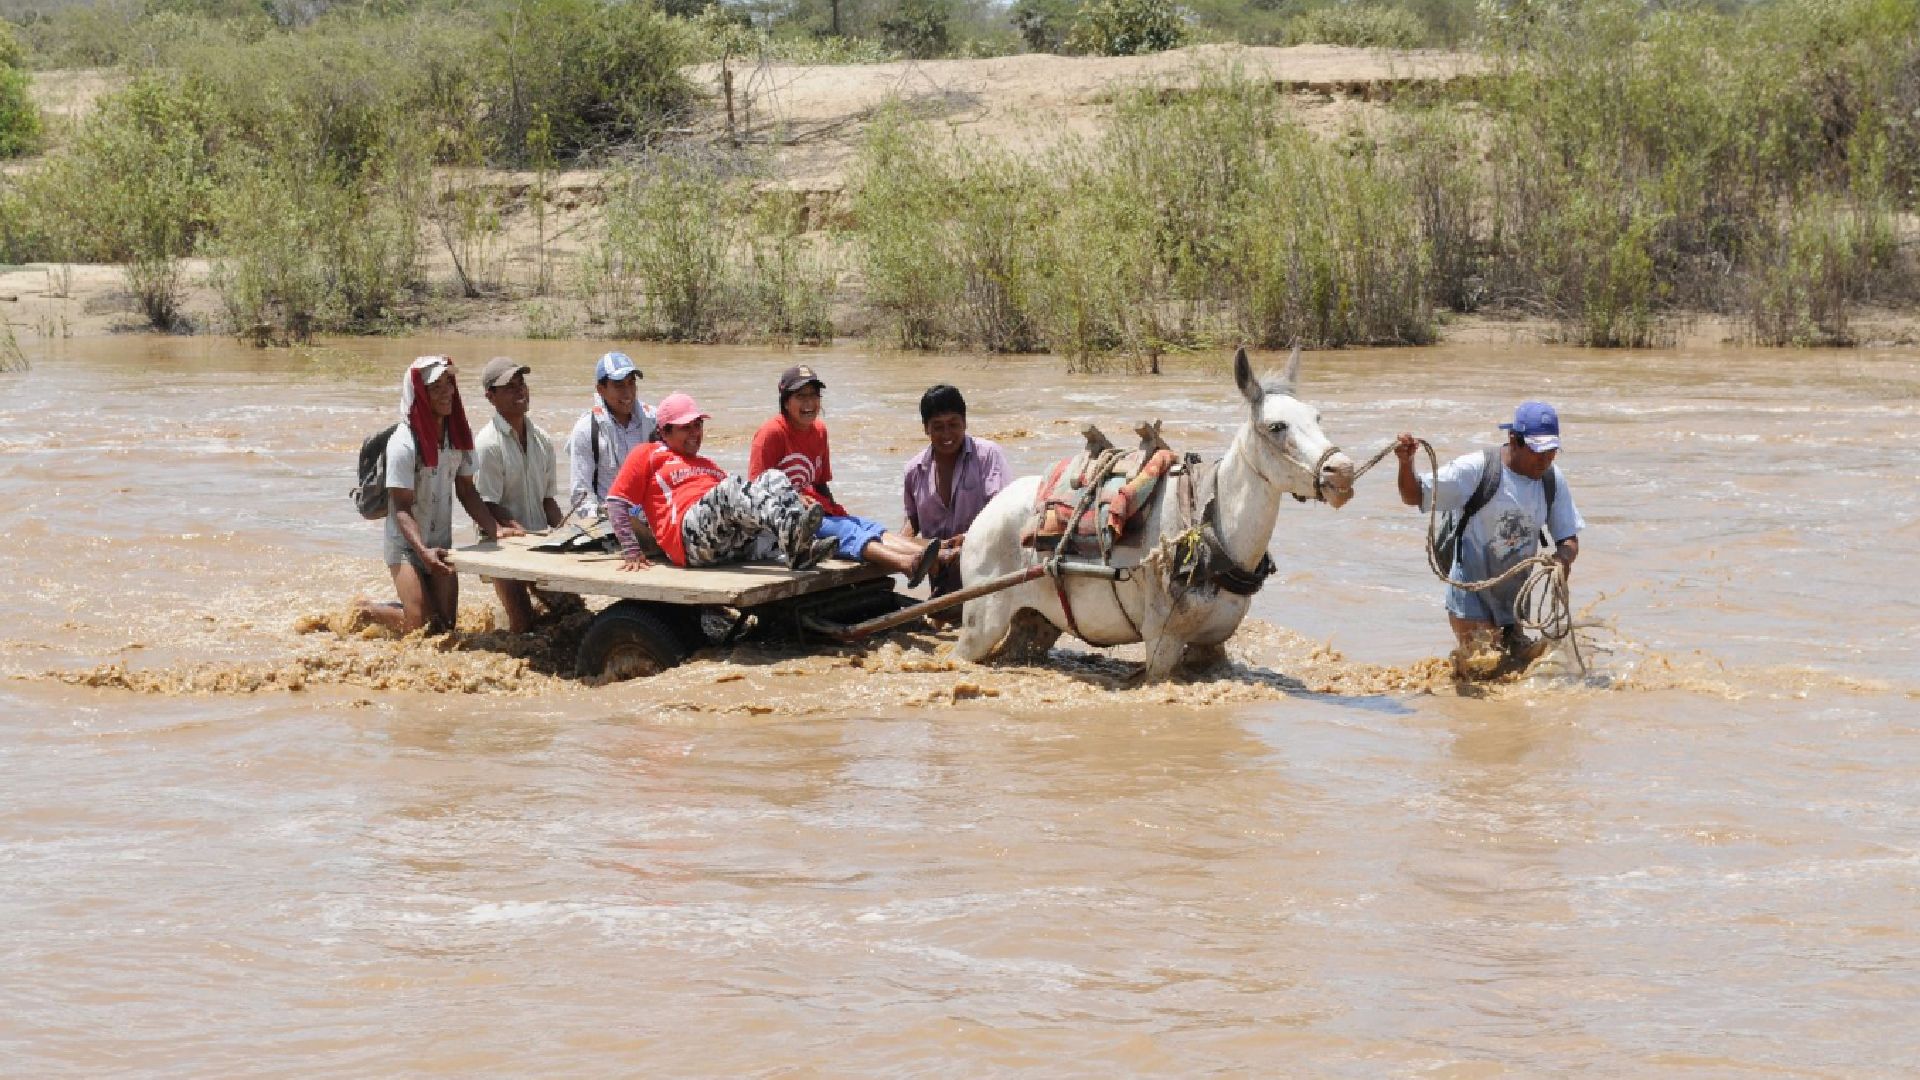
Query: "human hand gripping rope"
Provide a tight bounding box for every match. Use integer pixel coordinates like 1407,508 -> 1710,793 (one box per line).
1350,436 -> 1585,674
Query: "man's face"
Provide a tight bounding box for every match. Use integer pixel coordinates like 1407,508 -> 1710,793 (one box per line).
486,374 -> 530,421
661,418 -> 704,457
1508,441 -> 1557,479
784,385 -> 823,426
924,411 -> 966,456
425,372 -> 457,418
600,374 -> 638,414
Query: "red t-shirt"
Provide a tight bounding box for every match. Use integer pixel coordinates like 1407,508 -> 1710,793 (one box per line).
607,442 -> 728,565
748,415 -> 847,517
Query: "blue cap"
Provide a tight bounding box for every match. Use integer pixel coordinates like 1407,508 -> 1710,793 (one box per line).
1499,401 -> 1561,452
595,351 -> 640,383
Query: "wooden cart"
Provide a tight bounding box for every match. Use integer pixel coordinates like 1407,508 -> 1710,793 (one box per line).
449,534 -> 1128,681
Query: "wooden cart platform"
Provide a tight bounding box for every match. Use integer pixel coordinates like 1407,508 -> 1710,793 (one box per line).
448,533 -> 890,606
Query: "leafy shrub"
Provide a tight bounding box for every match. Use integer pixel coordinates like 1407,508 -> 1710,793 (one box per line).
1288,5 -> 1427,49
480,0 -> 696,163
580,151 -> 747,341
1067,0 -> 1186,57
743,200 -> 837,345
0,67 -> 39,160
1232,130 -> 1432,349
1742,192 -> 1894,346
1388,108 -> 1483,312
204,143 -> 425,345
849,115 -> 963,349
1010,0 -> 1076,53
879,0 -> 953,59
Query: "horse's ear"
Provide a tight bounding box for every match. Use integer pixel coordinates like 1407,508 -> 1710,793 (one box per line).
1281,343 -> 1302,391
1233,346 -> 1262,405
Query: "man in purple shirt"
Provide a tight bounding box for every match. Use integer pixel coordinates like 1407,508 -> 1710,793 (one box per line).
901,385 -> 1011,597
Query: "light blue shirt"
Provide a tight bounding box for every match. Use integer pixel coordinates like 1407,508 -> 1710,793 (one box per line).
1419,449 -> 1583,624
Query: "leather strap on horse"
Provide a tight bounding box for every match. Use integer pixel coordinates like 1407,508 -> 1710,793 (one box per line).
1045,447 -> 1124,642
1168,461 -> 1278,597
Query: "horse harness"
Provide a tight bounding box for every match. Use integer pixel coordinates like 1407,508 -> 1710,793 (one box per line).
1041,453 -> 1281,643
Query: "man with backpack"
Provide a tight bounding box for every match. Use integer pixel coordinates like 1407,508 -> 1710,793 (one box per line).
1394,401 -> 1584,676
353,356 -> 521,635
566,351 -> 655,520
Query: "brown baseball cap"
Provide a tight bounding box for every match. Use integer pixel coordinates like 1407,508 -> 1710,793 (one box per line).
778,364 -> 825,393
481,356 -> 531,390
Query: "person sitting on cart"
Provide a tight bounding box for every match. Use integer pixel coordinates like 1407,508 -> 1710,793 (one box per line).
605,392 -> 838,572
748,365 -> 942,588
901,383 -> 1010,598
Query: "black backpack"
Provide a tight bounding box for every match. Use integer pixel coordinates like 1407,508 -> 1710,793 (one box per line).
351,423 -> 400,520
1429,448 -> 1557,575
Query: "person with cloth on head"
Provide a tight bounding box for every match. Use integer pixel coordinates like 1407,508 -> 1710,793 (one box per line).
901,383 -> 1010,598
355,356 -> 521,635
1394,400 -> 1585,677
566,351 -> 655,519
473,356 -> 572,633
605,392 -> 838,572
748,364 -> 943,587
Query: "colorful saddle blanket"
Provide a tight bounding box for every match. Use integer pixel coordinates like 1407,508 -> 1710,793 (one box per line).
1020,448 -> 1177,550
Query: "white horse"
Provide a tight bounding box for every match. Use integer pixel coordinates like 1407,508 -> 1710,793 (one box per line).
955,346 -> 1356,682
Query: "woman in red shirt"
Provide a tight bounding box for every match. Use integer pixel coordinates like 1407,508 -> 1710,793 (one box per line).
748,365 -> 941,586
606,393 -> 837,570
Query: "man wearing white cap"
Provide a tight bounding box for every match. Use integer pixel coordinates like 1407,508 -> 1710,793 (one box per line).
475,356 -> 568,632
1393,401 -> 1584,674
566,351 -> 655,519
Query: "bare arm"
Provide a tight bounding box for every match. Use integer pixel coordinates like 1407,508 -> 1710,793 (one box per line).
1554,535 -> 1579,579
456,475 -> 520,540
482,500 -> 524,533
543,497 -> 565,530
1393,433 -> 1423,507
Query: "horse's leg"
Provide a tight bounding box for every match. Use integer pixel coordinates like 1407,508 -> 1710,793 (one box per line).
1180,642 -> 1230,672
1003,608 -> 1062,662
956,588 -> 1014,662
1130,577 -> 1186,684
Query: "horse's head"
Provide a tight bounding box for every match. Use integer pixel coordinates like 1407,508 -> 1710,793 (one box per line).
1233,345 -> 1355,508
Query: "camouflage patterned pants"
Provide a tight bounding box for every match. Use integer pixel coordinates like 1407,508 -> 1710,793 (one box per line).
680,471 -> 806,567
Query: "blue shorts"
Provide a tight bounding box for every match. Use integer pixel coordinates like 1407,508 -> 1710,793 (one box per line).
818,514 -> 889,560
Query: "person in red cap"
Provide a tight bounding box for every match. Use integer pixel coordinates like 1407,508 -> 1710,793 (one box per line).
748,365 -> 942,587
605,392 -> 837,571
356,356 -> 520,634
1393,400 -> 1584,675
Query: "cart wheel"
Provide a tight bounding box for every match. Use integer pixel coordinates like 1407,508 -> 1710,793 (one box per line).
576,601 -> 690,681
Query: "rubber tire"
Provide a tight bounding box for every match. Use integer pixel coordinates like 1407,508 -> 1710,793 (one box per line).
575,601 -> 690,682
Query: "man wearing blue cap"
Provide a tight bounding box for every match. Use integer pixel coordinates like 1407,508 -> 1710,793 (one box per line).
566,351 -> 656,519
1394,401 -> 1584,675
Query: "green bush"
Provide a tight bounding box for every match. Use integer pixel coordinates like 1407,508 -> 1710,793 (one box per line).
580,152 -> 747,341
849,115 -> 964,349
0,67 -> 39,159
1288,5 -> 1427,48
1388,107 -> 1482,312
1232,129 -> 1432,349
204,142 -> 425,345
1010,0 -> 1076,52
1743,192 -> 1894,346
1067,0 -> 1185,57
879,0 -> 953,59
743,200 -> 837,345
480,0 -> 696,163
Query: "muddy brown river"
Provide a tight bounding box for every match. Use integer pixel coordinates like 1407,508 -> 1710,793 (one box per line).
2,337 -> 1915,1076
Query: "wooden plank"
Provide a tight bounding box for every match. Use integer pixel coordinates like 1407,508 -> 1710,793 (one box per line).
448,533 -> 890,607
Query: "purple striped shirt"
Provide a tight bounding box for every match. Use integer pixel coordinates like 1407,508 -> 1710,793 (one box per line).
902,435 -> 1010,540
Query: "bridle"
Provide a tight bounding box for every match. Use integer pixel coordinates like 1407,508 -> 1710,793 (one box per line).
1246,404 -> 1344,504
